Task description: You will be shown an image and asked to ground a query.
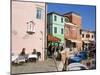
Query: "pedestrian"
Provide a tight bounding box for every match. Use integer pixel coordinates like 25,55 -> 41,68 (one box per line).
61,47 -> 71,71
53,46 -> 56,56
51,46 -> 54,56
60,47 -> 68,71
54,46 -> 58,58
48,44 -> 52,57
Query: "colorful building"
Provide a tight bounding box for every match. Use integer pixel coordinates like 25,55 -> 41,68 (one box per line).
12,1 -> 47,61
47,12 -> 65,46
64,12 -> 82,50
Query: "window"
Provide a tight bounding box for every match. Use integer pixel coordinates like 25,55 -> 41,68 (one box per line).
48,25 -> 52,34
65,17 -> 69,22
61,18 -> 63,23
72,42 -> 76,48
61,28 -> 63,34
82,34 -> 84,38
92,35 -> 94,38
36,8 -> 42,19
27,21 -> 35,34
54,15 -> 57,21
86,34 -> 90,38
54,27 -> 57,33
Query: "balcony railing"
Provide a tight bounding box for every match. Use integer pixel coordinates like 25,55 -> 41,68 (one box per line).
27,30 -> 35,34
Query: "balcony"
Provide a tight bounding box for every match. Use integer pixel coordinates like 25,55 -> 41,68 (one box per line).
26,21 -> 35,35
27,30 -> 35,35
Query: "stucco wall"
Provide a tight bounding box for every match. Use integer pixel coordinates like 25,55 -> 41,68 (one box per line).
64,13 -> 82,28
64,24 -> 81,41
12,1 -> 46,61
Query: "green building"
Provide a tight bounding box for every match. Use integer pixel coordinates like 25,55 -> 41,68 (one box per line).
47,12 -> 65,46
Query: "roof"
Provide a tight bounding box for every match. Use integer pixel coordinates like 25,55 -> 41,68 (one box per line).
47,12 -> 64,17
48,34 -> 61,42
81,29 -> 95,33
63,11 -> 81,17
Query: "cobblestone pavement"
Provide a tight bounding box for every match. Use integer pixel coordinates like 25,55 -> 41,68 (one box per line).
11,58 -> 61,74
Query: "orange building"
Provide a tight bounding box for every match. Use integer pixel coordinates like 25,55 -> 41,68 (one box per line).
64,12 -> 82,51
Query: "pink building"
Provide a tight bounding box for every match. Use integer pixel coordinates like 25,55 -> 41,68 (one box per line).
12,1 -> 47,61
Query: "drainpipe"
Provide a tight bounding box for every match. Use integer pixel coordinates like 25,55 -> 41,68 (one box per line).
40,31 -> 43,61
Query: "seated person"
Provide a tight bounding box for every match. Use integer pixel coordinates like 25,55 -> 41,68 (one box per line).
20,48 -> 26,56
32,49 -> 37,54
37,52 -> 41,59
31,49 -> 41,60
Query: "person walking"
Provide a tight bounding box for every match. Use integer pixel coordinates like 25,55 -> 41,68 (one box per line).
60,47 -> 70,71
48,44 -> 52,57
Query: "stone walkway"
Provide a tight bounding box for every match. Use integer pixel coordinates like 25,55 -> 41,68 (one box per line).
12,58 -> 61,74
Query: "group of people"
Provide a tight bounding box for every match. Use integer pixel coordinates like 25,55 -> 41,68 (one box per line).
47,44 -> 64,58
20,48 -> 41,59
20,48 -> 37,55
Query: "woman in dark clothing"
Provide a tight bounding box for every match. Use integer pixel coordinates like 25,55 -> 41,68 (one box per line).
20,48 -> 26,56
19,48 -> 28,62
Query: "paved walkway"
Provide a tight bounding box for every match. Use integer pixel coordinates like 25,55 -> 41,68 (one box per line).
12,58 -> 61,74
12,58 -> 96,74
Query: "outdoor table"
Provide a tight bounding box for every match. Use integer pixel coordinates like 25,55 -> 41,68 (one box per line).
18,55 -> 26,62
28,54 -> 38,62
28,54 -> 38,58
12,55 -> 26,64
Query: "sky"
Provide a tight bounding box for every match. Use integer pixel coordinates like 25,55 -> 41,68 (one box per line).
47,3 -> 96,31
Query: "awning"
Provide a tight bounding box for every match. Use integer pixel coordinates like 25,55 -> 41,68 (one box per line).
89,40 -> 95,43
83,41 -> 90,43
69,39 -> 82,43
48,34 -> 61,42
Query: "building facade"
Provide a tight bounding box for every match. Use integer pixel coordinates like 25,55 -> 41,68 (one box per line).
64,12 -> 82,50
81,30 -> 95,50
47,12 -> 65,46
12,1 -> 47,61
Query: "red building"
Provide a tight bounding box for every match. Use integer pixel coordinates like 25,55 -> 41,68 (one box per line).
64,12 -> 82,51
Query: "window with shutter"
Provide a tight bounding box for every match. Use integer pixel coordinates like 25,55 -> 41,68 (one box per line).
27,21 -> 35,34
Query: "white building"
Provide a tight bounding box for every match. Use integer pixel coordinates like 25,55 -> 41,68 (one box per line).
81,29 -> 95,50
